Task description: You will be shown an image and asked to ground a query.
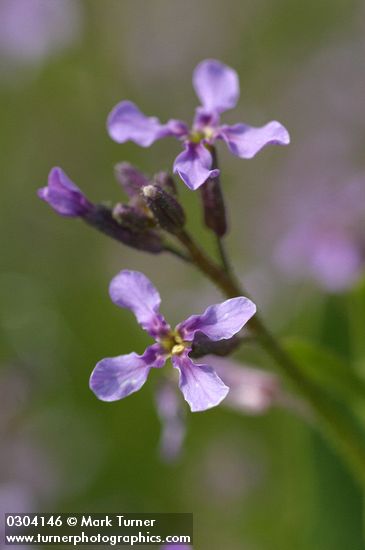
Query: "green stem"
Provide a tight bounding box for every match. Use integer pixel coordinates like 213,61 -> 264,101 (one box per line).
216,236 -> 232,274
176,229 -> 239,296
163,242 -> 192,263
176,227 -> 365,487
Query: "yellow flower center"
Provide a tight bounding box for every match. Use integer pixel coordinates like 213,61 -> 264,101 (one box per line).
189,126 -> 215,144
189,130 -> 204,143
159,331 -> 187,356
203,126 -> 215,140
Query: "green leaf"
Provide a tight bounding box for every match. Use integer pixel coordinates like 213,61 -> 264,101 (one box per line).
279,337 -> 365,487
284,337 -> 365,405
349,276 -> 365,370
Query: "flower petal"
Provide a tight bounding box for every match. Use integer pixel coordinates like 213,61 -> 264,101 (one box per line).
107,100 -> 165,146
107,100 -> 186,146
90,346 -> 164,402
193,59 -> 239,114
193,106 -> 220,130
219,121 -> 290,158
172,353 -> 229,412
38,167 -> 92,217
164,118 -> 190,138
173,142 -> 220,190
109,270 -> 170,337
178,297 -> 256,342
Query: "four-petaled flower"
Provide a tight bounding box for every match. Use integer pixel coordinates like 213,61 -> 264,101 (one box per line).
107,59 -> 290,190
89,270 -> 256,412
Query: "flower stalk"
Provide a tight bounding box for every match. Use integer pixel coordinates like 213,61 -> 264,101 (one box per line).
175,218 -> 365,487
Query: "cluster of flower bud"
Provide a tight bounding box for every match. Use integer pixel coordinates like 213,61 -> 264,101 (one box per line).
38,163 -> 190,255
114,162 -> 187,237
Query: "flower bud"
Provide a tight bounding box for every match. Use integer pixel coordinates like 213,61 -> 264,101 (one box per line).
200,174 -> 227,237
199,147 -> 227,236
114,162 -> 150,200
142,185 -> 185,234
85,204 -> 163,253
189,332 -> 241,358
38,167 -> 93,218
112,203 -> 151,232
153,171 -> 178,196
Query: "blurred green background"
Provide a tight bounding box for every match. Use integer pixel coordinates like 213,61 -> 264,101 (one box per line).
1,0 -> 365,548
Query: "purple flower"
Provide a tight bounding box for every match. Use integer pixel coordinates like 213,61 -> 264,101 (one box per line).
155,381 -> 186,462
38,167 -> 93,217
160,546 -> 192,550
274,180 -> 365,292
107,59 -> 290,190
90,270 -> 256,412
276,225 -> 363,292
206,356 -> 281,415
0,0 -> 82,67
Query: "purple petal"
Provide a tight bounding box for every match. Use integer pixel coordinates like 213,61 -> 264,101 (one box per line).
107,100 -> 187,146
107,101 -> 164,146
38,167 -> 92,217
173,142 -> 220,190
178,297 -> 256,342
109,270 -> 170,337
219,121 -> 290,158
193,59 -> 239,114
172,353 -> 229,412
164,118 -> 190,138
193,106 -> 220,130
142,343 -> 166,368
161,546 -> 192,550
89,346 -> 164,402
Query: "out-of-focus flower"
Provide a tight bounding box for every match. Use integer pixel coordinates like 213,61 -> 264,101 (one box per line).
160,545 -> 192,550
274,180 -> 365,292
0,0 -> 82,71
107,59 -> 290,190
155,381 -> 186,462
90,270 -> 256,412
0,483 -> 35,550
0,366 -> 58,550
0,366 -> 30,430
155,356 -> 290,462
38,167 -> 93,218
206,356 -> 281,414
